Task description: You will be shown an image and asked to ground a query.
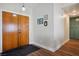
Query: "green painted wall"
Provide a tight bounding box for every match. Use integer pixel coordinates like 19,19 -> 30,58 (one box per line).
70,16 -> 79,39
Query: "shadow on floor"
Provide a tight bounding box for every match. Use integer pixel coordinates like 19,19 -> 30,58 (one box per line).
1,44 -> 40,56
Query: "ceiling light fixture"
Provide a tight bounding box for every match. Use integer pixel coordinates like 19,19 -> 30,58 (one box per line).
76,18 -> 79,21
63,14 -> 68,18
72,13 -> 76,16
22,3 -> 26,11
71,10 -> 77,16
13,13 -> 16,16
72,10 -> 76,13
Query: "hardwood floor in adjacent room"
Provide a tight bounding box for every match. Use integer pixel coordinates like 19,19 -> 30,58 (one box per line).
27,39 -> 79,56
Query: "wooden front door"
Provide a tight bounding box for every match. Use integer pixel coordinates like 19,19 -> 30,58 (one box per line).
2,11 -> 29,52
18,15 -> 29,47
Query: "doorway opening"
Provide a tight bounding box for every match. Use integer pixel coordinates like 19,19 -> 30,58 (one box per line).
69,16 -> 79,39
64,14 -> 79,40
64,4 -> 79,41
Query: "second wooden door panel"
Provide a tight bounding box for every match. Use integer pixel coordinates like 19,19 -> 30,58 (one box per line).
18,15 -> 29,47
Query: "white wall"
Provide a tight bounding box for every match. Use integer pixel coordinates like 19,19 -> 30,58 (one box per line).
0,9 -> 2,53
31,3 -> 57,51
53,4 -> 65,50
31,3 -> 75,52
53,3 -> 75,50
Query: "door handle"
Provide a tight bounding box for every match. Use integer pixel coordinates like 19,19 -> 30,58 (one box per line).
18,30 -> 21,33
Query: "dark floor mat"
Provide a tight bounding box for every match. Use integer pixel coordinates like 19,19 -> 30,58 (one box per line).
1,44 -> 40,56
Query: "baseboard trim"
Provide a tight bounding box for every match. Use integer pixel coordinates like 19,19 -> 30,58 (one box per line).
31,42 -> 56,52
55,39 -> 69,52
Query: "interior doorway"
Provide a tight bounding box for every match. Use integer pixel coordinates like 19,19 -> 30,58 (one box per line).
2,11 -> 29,52
64,15 -> 79,40
69,16 -> 79,39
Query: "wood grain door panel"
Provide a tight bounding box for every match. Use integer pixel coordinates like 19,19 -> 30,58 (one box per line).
3,11 -> 18,51
3,11 -> 29,52
9,14 -> 18,49
18,15 -> 29,46
2,11 -> 12,51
